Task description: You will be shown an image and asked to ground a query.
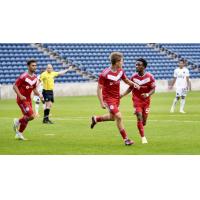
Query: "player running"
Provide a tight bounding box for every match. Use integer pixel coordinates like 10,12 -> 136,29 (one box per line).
121,58 -> 155,144
90,52 -> 140,146
33,71 -> 45,117
169,59 -> 190,113
40,64 -> 73,124
13,59 -> 44,140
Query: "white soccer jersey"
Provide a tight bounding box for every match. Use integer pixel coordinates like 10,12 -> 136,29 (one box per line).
36,75 -> 43,94
174,67 -> 190,89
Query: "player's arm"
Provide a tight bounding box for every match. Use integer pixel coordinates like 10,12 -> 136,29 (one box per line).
13,79 -> 26,101
123,78 -> 140,90
120,87 -> 132,98
141,77 -> 156,98
97,83 -> 106,109
186,76 -> 190,91
57,65 -> 73,76
141,88 -> 155,98
169,77 -> 177,89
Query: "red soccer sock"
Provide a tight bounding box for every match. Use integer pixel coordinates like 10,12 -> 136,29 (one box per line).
96,116 -> 103,122
19,116 -> 29,133
137,120 -> 144,137
119,129 -> 128,140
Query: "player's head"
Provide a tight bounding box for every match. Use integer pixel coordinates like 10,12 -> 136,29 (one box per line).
179,59 -> 185,69
46,64 -> 53,73
109,52 -> 124,68
27,59 -> 37,73
135,58 -> 147,73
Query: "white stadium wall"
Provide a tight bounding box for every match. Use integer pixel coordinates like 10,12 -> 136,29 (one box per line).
0,79 -> 200,99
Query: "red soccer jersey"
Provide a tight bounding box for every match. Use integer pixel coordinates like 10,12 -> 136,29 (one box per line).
98,67 -> 127,102
130,72 -> 155,103
15,72 -> 38,102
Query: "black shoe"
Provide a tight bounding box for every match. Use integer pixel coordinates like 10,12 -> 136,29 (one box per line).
46,119 -> 54,124
90,116 -> 96,129
43,119 -> 48,123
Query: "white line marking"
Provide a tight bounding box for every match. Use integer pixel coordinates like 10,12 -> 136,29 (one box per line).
44,134 -> 55,136
0,117 -> 200,123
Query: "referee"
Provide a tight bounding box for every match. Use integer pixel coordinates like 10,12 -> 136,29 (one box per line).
40,64 -> 72,124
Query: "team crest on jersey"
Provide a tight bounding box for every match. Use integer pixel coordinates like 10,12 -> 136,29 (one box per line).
107,71 -> 123,81
25,77 -> 37,86
133,77 -> 150,85
110,105 -> 114,110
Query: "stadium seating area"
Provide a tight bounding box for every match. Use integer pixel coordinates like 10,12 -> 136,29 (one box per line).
160,43 -> 200,66
0,43 -> 88,84
44,43 -> 179,80
0,43 -> 200,85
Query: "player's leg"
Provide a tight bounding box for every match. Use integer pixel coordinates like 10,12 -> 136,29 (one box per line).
170,90 -> 180,113
114,111 -> 134,145
179,88 -> 187,113
90,113 -> 115,129
14,101 -> 35,140
43,100 -> 52,123
180,96 -> 186,113
136,111 -> 145,141
141,107 -> 150,144
34,96 -> 40,117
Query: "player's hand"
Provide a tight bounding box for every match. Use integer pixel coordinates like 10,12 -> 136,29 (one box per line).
141,93 -> 149,98
19,95 -> 26,101
100,103 -> 106,109
39,95 -> 45,104
133,82 -> 140,90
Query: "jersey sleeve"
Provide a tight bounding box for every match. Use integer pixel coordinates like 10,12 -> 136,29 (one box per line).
173,69 -> 178,78
15,74 -> 24,87
98,74 -> 105,86
121,70 -> 127,81
53,72 -> 59,78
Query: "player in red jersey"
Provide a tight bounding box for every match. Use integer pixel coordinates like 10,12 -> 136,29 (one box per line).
90,52 -> 140,146
121,58 -> 155,144
13,59 -> 44,140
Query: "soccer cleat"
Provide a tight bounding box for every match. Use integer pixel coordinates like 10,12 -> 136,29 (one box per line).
15,132 -> 27,140
13,118 -> 20,133
125,139 -> 134,146
180,110 -> 186,114
43,119 -> 48,123
142,136 -> 148,144
47,119 -> 54,124
43,119 -> 54,124
90,116 -> 97,129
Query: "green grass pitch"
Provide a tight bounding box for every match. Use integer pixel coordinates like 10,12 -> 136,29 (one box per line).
0,91 -> 200,155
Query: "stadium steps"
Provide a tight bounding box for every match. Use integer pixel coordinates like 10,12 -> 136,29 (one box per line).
31,43 -> 97,82
149,43 -> 200,74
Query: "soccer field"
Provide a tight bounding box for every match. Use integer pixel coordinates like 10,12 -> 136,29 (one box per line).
0,91 -> 200,155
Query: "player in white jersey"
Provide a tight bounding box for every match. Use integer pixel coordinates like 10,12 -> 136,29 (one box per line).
33,74 -> 45,116
169,59 -> 190,113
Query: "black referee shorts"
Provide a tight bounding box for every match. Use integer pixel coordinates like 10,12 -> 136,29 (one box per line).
42,90 -> 54,103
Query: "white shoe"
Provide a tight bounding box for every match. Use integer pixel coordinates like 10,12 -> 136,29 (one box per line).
13,118 -> 20,133
180,110 -> 186,114
170,107 -> 174,113
16,132 -> 27,140
142,136 -> 148,144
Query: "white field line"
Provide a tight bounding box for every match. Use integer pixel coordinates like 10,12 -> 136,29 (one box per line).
0,117 -> 200,123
